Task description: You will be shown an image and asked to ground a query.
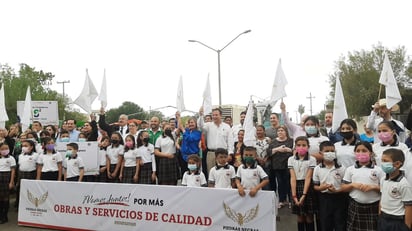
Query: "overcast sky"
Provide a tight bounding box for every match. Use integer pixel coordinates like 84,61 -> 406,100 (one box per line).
1,0 -> 412,120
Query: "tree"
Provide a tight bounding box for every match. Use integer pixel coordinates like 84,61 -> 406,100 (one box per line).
105,101 -> 164,123
329,44 -> 412,119
298,104 -> 305,118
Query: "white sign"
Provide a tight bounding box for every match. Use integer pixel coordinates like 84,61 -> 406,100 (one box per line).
17,101 -> 59,126
18,180 -> 276,231
55,142 -> 99,175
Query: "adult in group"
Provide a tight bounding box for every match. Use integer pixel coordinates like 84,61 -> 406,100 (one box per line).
198,107 -> 234,174
65,119 -> 80,142
148,117 -> 162,145
44,125 -> 58,140
367,98 -> 406,143
82,114 -> 99,141
232,111 -> 255,144
99,107 -> 129,138
125,120 -> 140,141
265,113 -> 280,140
31,121 -> 43,138
280,102 -> 307,140
319,112 -> 343,143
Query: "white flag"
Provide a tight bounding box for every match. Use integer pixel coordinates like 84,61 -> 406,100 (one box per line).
243,100 -> 256,147
332,77 -> 348,133
176,76 -> 185,112
379,52 -> 402,109
269,59 -> 288,106
73,69 -> 98,114
98,69 -> 108,108
0,84 -> 9,128
202,74 -> 212,115
21,86 -> 32,132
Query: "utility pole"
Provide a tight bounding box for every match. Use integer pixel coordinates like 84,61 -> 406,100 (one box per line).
306,92 -> 315,115
57,80 -> 70,120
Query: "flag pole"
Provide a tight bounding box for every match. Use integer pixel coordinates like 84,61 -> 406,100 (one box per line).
378,84 -> 382,100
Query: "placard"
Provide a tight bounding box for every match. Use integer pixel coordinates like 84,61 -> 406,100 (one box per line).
17,101 -> 59,126
55,141 -> 99,175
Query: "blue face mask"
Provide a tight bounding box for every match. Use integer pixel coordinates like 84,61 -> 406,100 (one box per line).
188,164 -> 197,171
61,137 -> 70,142
381,162 -> 395,174
305,126 -> 318,135
78,138 -> 86,142
66,150 -> 73,158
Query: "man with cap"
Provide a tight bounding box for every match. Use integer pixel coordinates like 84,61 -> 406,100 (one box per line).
366,98 -> 406,143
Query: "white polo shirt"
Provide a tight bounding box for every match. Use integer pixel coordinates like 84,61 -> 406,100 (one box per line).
182,171 -> 207,187
18,153 -> 39,172
63,156 -> 84,179
288,155 -> 317,180
37,153 -> 63,172
313,164 -> 346,193
308,136 -> 329,155
335,141 -> 357,168
106,145 -> 124,165
136,144 -> 156,171
208,164 -> 236,188
380,173 -> 412,216
372,141 -> 410,167
236,164 -> 268,190
155,136 -> 176,154
123,149 -> 139,167
99,149 -> 107,166
343,163 -> 384,203
0,156 -> 16,171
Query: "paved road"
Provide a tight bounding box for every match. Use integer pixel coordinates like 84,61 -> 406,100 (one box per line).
3,197 -> 297,231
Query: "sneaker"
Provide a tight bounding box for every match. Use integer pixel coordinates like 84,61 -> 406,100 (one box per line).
288,202 -> 292,208
278,202 -> 284,208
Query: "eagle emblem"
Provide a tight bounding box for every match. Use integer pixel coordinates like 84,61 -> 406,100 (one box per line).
223,202 -> 259,226
27,190 -> 48,207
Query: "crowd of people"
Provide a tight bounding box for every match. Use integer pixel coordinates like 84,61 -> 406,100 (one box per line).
0,99 -> 412,231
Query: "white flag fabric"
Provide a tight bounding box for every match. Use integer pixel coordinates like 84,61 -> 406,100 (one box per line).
21,86 -> 32,132
73,69 -> 98,114
269,59 -> 288,106
379,52 -> 402,109
98,69 -> 108,108
0,84 -> 9,128
243,100 -> 256,147
202,74 -> 212,115
332,77 -> 348,133
176,76 -> 185,112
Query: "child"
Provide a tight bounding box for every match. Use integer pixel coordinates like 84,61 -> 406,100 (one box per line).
120,135 -> 139,183
288,136 -> 317,231
136,131 -> 156,184
182,154 -> 207,187
378,148 -> 412,230
97,136 -> 110,182
0,142 -> 16,224
208,148 -> 236,188
16,140 -> 39,208
63,143 -> 84,182
106,132 -> 124,183
58,130 -> 70,142
313,141 -> 347,231
236,146 -> 269,197
341,141 -> 384,231
37,137 -> 62,181
78,133 -> 87,142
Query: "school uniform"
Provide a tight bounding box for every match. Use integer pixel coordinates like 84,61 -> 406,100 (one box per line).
122,148 -> 139,184
63,155 -> 84,181
335,138 -> 358,168
288,155 -> 317,215
16,152 -> 39,207
155,136 -> 179,184
182,170 -> 207,187
37,152 -> 63,180
0,155 -> 16,223
97,147 -> 107,182
343,162 -> 385,231
106,144 -> 124,183
378,171 -> 412,231
136,144 -> 156,184
236,162 -> 268,190
308,135 -> 329,156
208,164 -> 236,188
313,163 -> 347,231
372,138 -> 410,168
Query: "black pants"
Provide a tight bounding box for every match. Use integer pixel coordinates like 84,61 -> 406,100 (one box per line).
318,192 -> 347,231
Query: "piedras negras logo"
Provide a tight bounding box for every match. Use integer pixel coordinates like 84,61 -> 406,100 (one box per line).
27,190 -> 48,207
223,202 -> 259,226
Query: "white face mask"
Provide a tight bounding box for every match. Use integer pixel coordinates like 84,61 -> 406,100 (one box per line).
323,152 -> 336,161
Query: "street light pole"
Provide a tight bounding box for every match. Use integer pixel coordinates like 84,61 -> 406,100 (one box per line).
189,29 -> 251,106
57,80 -> 70,120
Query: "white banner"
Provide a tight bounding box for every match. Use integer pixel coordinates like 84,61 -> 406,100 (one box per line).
18,180 -> 276,231
17,101 -> 59,126
55,142 -> 100,175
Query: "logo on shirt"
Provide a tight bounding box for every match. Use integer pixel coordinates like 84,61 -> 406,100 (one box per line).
390,185 -> 401,199
369,170 -> 379,181
223,202 -> 259,226
334,172 -> 342,180
27,190 -> 48,207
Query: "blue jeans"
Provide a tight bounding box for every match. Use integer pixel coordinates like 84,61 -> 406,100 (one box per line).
270,169 -> 291,202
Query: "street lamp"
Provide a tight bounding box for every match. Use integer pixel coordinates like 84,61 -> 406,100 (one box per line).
189,29 -> 251,106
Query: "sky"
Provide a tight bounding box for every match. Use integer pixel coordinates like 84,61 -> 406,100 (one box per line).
1,0 -> 412,121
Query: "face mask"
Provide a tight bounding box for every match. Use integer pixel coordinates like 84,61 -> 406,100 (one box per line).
0,150 -> 9,156
111,139 -> 119,145
61,137 -> 70,142
340,131 -> 354,140
66,150 -> 73,158
378,132 -> 393,143
143,137 -> 150,143
305,126 -> 317,135
27,138 -> 36,142
296,147 -> 308,156
164,129 -> 172,136
244,156 -> 255,165
355,152 -> 370,163
22,147 -> 30,154
125,141 -> 134,148
78,138 -> 86,142
323,151 -> 336,161
381,162 -> 395,174
188,164 -> 197,171
46,144 -> 55,151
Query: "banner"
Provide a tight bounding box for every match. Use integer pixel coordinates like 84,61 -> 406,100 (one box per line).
18,180 -> 276,231
17,101 -> 59,126
55,142 -> 100,176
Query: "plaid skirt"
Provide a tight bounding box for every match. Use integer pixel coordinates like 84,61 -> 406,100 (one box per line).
107,164 -> 119,183
96,166 -> 107,183
347,198 -> 379,231
0,171 -> 11,198
292,180 -> 317,215
138,163 -> 154,184
123,166 -> 137,184
157,155 -> 179,184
